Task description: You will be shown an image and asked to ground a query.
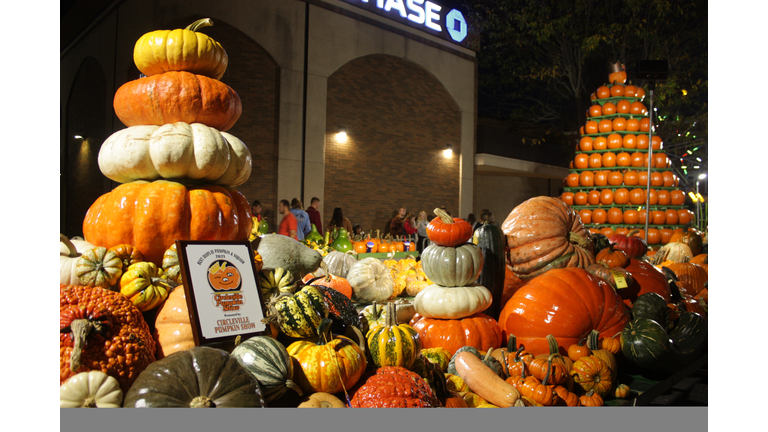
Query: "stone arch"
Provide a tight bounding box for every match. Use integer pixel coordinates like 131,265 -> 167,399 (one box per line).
323,53 -> 462,234
63,56 -> 108,238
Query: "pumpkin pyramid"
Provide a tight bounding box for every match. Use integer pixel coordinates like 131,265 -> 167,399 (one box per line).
409,208 -> 502,356
82,19 -> 254,267
560,65 -> 693,248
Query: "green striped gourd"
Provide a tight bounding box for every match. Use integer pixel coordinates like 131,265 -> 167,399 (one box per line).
231,336 -> 303,402
266,285 -> 328,338
366,301 -> 421,369
620,317 -> 671,369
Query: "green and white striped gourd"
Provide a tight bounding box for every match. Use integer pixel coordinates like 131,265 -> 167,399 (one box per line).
267,285 -> 329,338
231,336 -> 303,402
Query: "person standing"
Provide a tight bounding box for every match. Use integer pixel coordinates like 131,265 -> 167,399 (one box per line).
290,198 -> 311,240
250,200 -> 263,236
327,207 -> 353,239
305,197 -> 323,235
415,210 -> 429,253
389,207 -> 407,237
277,199 -> 298,240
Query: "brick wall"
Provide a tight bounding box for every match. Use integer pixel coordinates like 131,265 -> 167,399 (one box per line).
202,22 -> 281,224
325,54 -> 462,236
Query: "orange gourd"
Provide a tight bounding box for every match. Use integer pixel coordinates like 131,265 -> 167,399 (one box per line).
592,208 -> 607,224
579,137 -> 594,151
613,188 -> 630,205
601,102 -> 617,115
593,136 -> 607,150
607,171 -> 623,186
574,192 -> 588,205
602,152 -> 617,167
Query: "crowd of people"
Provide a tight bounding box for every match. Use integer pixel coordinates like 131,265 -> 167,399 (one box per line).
250,198 -> 497,254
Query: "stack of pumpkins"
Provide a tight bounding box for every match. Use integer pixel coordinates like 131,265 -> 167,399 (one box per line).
560,66 -> 694,247
408,209 -> 502,356
82,19 -> 254,267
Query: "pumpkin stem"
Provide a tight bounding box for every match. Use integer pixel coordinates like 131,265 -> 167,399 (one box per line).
81,396 -> 97,408
189,396 -> 215,408
507,334 -> 518,352
546,334 -> 560,356
542,355 -> 554,386
628,229 -> 640,237
186,18 -> 214,32
315,318 -> 335,346
385,301 -> 398,328
587,330 -> 601,351
60,233 -> 79,258
567,231 -> 591,250
433,208 -> 454,224
285,379 -> 304,396
69,318 -> 94,373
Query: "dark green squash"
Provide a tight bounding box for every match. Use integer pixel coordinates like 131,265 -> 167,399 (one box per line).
265,285 -> 329,339
631,292 -> 670,330
620,317 -> 671,370
123,346 -> 266,407
231,336 -> 302,403
668,312 -> 707,367
474,221 -> 506,320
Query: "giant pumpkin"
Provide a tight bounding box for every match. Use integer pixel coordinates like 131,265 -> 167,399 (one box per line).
83,180 -> 252,266
498,268 -> 630,357
502,196 -> 595,280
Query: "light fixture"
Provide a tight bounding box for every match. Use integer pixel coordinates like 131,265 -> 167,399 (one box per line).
74,135 -> 85,140
698,173 -> 707,180
443,144 -> 453,158
336,126 -> 347,143
688,191 -> 698,202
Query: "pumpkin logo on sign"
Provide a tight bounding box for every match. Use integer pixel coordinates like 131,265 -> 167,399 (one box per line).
207,260 -> 245,312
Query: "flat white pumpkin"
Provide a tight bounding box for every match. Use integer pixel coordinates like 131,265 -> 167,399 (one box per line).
346,257 -> 394,304
60,370 -> 124,408
98,122 -> 252,186
60,234 -> 95,285
413,284 -> 492,319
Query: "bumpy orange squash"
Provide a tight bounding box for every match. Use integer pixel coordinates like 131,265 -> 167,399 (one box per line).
83,180 -> 252,266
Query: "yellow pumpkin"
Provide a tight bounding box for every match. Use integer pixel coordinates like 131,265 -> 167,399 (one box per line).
120,262 -> 175,312
133,18 -> 229,80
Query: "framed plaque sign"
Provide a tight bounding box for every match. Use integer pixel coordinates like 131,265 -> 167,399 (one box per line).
175,240 -> 270,347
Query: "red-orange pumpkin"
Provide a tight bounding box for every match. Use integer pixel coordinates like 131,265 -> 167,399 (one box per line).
113,71 -> 242,131
502,197 -> 595,280
426,208 -> 473,247
622,258 -> 672,308
498,268 -> 630,357
409,313 -> 502,356
83,180 -> 253,266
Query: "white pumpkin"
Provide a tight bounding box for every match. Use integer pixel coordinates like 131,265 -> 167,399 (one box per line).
322,250 -> 358,279
60,370 -> 124,408
60,234 -> 95,285
413,284 -> 492,319
97,122 -> 252,186
346,257 -> 394,304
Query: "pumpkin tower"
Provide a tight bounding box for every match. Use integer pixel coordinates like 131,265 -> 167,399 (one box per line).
82,19 -> 254,268
561,65 -> 693,248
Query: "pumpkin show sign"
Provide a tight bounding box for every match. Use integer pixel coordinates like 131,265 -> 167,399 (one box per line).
176,240 -> 269,346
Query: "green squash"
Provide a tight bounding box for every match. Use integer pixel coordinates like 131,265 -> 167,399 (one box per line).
668,311 -> 707,367
330,228 -> 354,252
231,336 -> 303,402
267,285 -> 329,339
253,233 -> 323,281
631,292 -> 671,331
620,317 -> 671,370
421,243 -> 484,287
473,221 -> 506,320
258,217 -> 269,235
591,233 -> 611,255
305,224 -> 324,244
123,346 -> 266,407
366,302 -> 421,369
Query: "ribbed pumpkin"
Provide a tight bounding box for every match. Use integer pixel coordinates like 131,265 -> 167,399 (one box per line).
663,262 -> 708,296
409,312 -> 502,356
346,257 -> 395,304
650,242 -> 694,265
265,285 -> 328,339
75,246 -> 123,289
153,286 -> 195,359
669,225 -> 704,256
570,355 -> 613,397
119,261 -> 175,312
114,72 -> 241,131
108,244 -> 145,269
98,123 -> 252,187
83,180 -> 253,266
498,267 -> 630,357
287,318 -> 367,394
133,18 -> 228,80
502,196 -> 595,280
123,346 -> 266,407
623,258 -> 672,308
61,235 -> 95,285
412,283 -> 492,319
427,208 -> 473,247
367,302 -> 422,369
420,243 -> 484,287
231,336 -> 303,402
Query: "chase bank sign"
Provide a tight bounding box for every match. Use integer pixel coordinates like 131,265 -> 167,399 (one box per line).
341,0 -> 470,45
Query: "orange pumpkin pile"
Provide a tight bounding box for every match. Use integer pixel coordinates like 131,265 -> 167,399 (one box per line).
563,66 -> 692,246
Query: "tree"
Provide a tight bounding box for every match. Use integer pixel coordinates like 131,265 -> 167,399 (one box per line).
464,0 -> 707,180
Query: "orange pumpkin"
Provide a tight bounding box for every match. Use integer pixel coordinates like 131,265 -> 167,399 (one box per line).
613,188 -> 630,205
610,84 -> 625,97
598,119 -> 613,133
616,99 -> 631,114
623,170 -> 638,186
113,71 -> 242,131
606,208 -> 623,225
592,208 -> 607,225
574,192 -> 589,205
594,171 -> 608,187
602,152 -> 617,167
574,154 -> 590,169
560,192 -> 575,206
607,171 -> 624,186
611,117 -> 626,132
83,180 -> 253,266
593,136 -> 608,150
579,137 -> 594,151
585,120 -> 599,134
580,171 -> 595,187
601,102 -> 617,115
153,286 -> 196,359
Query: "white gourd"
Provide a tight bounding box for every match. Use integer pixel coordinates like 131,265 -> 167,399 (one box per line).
98,122 -> 251,186
413,284 -> 493,319
60,234 -> 95,285
60,370 -> 124,408
346,258 -> 394,304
